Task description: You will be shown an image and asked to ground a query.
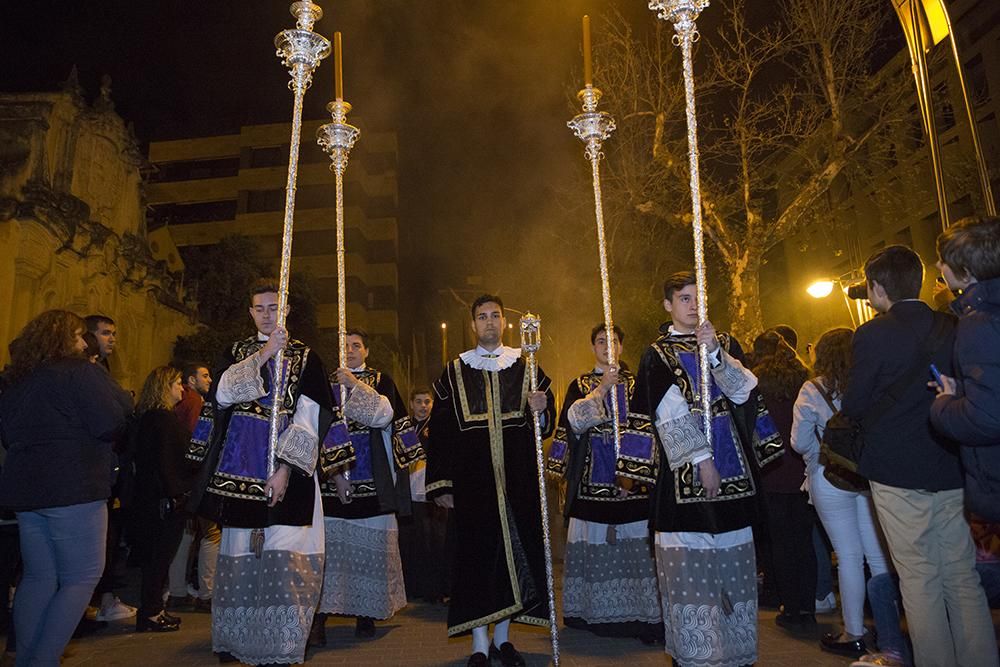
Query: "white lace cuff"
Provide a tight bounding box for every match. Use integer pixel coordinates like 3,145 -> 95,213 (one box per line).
710,349 -> 754,404
344,381 -> 381,427
275,422 -> 318,477
220,353 -> 266,405
567,392 -> 608,435
656,412 -> 712,471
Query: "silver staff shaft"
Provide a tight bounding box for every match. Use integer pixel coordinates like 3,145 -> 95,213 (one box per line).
269,1 -> 331,479
317,99 -> 360,417
568,84 -> 620,463
520,314 -> 559,666
588,153 -> 621,462
651,0 -> 712,444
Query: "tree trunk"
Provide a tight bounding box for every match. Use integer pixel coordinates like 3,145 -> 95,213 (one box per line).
724,245 -> 765,347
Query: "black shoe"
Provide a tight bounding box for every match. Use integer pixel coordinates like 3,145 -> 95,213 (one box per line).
774,611 -> 805,631
135,613 -> 180,633
161,611 -> 182,625
489,642 -> 526,667
193,597 -> 212,613
819,632 -> 866,657
354,615 -> 376,638
638,627 -> 665,645
215,652 -> 239,664
466,653 -> 489,667
308,613 -> 327,648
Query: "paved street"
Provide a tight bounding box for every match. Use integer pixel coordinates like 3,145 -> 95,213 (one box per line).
61,602 -> 857,667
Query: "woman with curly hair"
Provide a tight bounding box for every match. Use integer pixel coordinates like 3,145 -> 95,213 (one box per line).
132,366 -> 194,633
791,328 -> 901,663
752,330 -> 817,629
0,310 -> 131,665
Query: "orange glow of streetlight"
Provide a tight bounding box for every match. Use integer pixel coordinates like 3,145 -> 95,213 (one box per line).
806,280 -> 835,299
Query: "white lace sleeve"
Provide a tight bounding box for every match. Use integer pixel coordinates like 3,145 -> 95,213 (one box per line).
567,392 -> 608,435
215,353 -> 266,409
344,381 -> 393,428
275,393 -> 320,476
710,348 -> 757,405
655,384 -> 713,470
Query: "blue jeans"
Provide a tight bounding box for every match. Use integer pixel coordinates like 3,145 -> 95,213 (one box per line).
867,572 -> 913,665
14,500 -> 107,667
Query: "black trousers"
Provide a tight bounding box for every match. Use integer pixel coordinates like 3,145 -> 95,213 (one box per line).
763,491 -> 817,617
138,508 -> 187,618
398,501 -> 451,601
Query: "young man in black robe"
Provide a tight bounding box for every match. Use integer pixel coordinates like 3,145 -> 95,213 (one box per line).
187,279 -> 338,665
426,295 -> 555,667
313,329 -> 409,645
547,323 -> 662,643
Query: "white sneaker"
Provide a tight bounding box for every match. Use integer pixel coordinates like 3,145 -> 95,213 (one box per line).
95,597 -> 137,621
814,591 -> 837,614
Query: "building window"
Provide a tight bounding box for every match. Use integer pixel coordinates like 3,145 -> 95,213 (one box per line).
152,157 -> 239,183
934,83 -> 956,132
250,146 -> 287,168
149,200 -> 237,226
246,188 -> 285,213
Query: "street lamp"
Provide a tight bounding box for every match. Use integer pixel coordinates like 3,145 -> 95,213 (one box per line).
806,280 -> 835,299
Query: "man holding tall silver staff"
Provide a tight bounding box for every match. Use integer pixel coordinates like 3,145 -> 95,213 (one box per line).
425,294 -> 555,667
547,323 -> 662,645
632,271 -> 782,667
188,279 -> 336,665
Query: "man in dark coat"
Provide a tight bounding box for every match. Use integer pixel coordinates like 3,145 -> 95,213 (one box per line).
932,216 -> 1000,522
426,295 -> 554,667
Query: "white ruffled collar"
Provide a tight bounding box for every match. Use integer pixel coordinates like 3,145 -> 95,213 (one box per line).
459,345 -> 522,372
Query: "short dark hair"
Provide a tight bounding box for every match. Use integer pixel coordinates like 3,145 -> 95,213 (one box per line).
84,314 -> 115,333
590,323 -> 624,345
345,327 -> 369,349
937,216 -> 1000,282
864,245 -> 924,302
181,361 -> 208,383
770,324 -> 798,349
663,271 -> 696,301
249,278 -> 280,306
471,294 -> 504,319
409,386 -> 432,401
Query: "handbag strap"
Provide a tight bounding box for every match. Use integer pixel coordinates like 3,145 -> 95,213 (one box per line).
860,311 -> 950,429
809,379 -> 839,415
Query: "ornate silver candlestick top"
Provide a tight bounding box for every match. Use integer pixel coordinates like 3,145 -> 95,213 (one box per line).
317,100 -> 361,176
274,2 -> 331,92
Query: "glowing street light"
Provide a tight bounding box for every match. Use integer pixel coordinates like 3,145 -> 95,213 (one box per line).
806,280 -> 835,299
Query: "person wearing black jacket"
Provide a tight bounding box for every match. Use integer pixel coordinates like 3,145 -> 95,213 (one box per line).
841,245 -> 998,667
0,310 -> 129,666
132,366 -> 193,633
931,216 -> 1000,522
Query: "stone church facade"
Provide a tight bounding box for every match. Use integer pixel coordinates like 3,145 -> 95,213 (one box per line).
0,73 -> 195,392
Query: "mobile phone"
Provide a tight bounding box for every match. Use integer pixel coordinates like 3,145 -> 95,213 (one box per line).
930,363 -> 944,386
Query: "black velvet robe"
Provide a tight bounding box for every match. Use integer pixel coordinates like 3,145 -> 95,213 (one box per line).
320,367 -> 411,520
187,335 -> 334,529
633,330 -> 782,535
551,369 -> 653,526
425,355 -> 555,636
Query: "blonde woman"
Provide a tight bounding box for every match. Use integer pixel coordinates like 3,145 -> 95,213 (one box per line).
132,366 -> 192,633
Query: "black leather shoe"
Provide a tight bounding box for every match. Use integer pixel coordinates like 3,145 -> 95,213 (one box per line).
216,652 -> 239,664
161,611 -> 182,625
820,632 -> 866,657
135,613 -> 180,633
355,615 -> 376,638
490,642 -> 526,667
466,653 -> 489,667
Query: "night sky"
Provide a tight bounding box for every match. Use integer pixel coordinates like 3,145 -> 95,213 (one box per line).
0,1 -> 902,388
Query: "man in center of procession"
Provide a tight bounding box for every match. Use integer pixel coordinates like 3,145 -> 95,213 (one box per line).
633,271 -> 782,667
187,279 -> 337,666
312,328 -> 409,646
426,294 -> 555,667
547,323 -> 663,644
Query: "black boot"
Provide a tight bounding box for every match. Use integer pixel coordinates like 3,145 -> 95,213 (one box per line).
355,615 -> 376,638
